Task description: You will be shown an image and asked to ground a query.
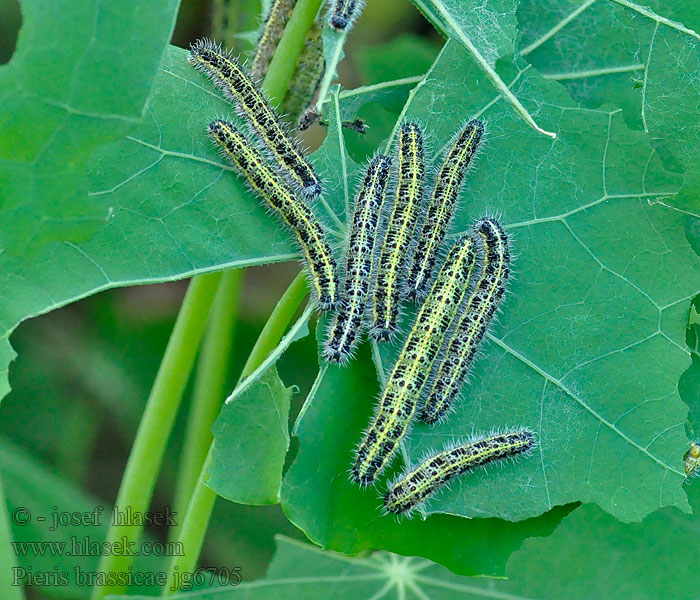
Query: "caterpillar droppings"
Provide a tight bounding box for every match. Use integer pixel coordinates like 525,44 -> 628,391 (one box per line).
384,429 -> 535,515
324,155 -> 392,363
250,0 -> 298,80
329,0 -> 365,31
405,119 -> 484,299
209,120 -> 337,309
352,235 -> 479,485
371,121 -> 426,342
685,442 -> 700,478
189,39 -> 322,197
420,217 -> 510,424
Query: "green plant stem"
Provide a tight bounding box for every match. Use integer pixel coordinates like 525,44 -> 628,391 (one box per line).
0,473 -> 24,600
170,269 -> 243,538
163,270 -> 309,594
90,272 -> 222,600
262,0 -> 324,103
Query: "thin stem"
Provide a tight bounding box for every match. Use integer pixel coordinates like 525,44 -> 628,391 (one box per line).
170,269 -> 244,538
90,272 -> 222,600
0,474 -> 24,600
163,270 -> 309,594
262,0 -> 324,103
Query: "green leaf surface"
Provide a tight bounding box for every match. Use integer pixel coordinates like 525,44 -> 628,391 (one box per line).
112,483 -> 700,600
518,0 -> 700,162
112,534 -> 538,600
282,38 -> 700,555
283,334 -> 574,576
208,366 -> 293,505
0,0 -> 181,398
1,0 -> 699,573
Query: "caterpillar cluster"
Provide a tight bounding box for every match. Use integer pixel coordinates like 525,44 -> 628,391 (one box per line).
188,25 -> 533,515
315,120 -> 533,513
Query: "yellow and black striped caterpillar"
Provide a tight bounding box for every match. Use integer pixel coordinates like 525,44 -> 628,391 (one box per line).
352,235 -> 478,485
189,39 -> 322,197
371,122 -> 426,342
324,155 -> 392,363
420,217 -> 510,424
405,120 -> 484,299
209,120 -> 338,310
384,430 -> 535,515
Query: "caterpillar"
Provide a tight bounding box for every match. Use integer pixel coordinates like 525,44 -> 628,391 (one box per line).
281,15 -> 325,126
405,119 -> 484,299
250,0 -> 298,80
189,39 -> 322,197
329,0 -> 365,31
420,217 -> 510,424
371,121 -> 426,342
324,155 -> 392,363
384,429 -> 536,515
685,442 -> 700,478
352,235 -> 478,485
209,120 -> 337,309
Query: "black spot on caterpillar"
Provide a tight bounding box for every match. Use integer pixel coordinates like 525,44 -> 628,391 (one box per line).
329,0 -> 365,31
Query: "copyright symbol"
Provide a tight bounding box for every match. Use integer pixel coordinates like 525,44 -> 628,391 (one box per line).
12,507 -> 30,526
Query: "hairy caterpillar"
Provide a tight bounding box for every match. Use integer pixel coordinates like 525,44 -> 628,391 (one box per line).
420,217 -> 510,424
371,122 -> 426,342
329,0 -> 365,31
209,120 -> 337,309
282,15 -> 325,126
352,235 -> 478,485
685,442 -> 700,478
384,429 -> 535,515
189,39 -> 322,197
324,155 -> 392,363
250,0 -> 298,80
405,120 -> 484,299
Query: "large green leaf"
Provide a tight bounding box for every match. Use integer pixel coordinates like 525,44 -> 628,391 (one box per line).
1,0 -> 699,575
282,38 -> 700,553
113,534 -> 538,600
518,0 -> 700,162
113,485 -> 700,600
0,0 -> 181,398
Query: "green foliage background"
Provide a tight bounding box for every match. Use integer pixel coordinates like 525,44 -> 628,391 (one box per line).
1,0 -> 699,598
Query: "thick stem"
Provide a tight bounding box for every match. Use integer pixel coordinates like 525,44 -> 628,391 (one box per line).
262,0 -> 324,103
90,272 -> 222,600
171,269 -> 243,536
0,474 -> 24,600
163,270 -> 309,594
